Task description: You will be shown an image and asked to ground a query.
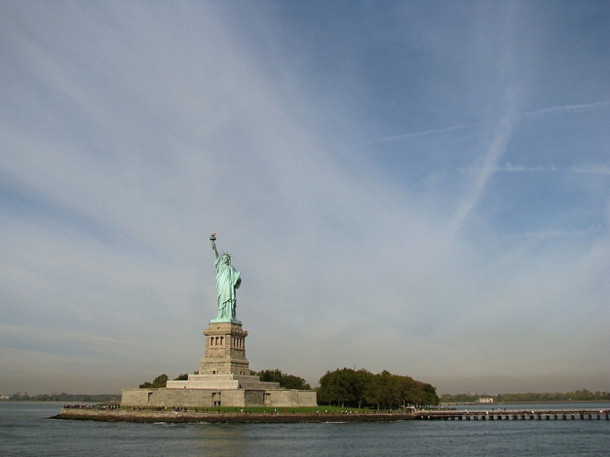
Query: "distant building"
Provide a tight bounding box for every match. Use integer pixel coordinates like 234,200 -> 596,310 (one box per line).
478,397 -> 494,404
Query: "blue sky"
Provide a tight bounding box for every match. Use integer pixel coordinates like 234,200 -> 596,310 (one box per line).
1,1 -> 608,394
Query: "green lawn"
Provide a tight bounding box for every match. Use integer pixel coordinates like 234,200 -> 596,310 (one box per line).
121,405 -> 371,414
213,405 -> 369,414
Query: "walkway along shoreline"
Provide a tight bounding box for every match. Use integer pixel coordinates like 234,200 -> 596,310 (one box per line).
52,408 -> 609,424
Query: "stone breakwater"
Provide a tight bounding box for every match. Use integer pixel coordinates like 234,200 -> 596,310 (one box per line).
53,408 -> 415,424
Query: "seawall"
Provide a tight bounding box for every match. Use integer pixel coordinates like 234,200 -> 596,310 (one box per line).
53,408 -> 415,424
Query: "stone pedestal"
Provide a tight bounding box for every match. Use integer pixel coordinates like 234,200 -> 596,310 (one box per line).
165,320 -> 284,395
199,321 -> 250,375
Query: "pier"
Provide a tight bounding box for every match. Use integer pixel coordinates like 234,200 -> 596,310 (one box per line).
415,409 -> 609,421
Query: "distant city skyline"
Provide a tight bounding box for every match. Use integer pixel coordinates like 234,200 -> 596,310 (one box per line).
1,1 -> 608,395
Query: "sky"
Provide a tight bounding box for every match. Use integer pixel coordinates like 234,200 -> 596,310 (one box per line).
1,1 -> 609,395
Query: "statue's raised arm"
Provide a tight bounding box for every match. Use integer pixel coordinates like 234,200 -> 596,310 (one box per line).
209,233 -> 241,323
210,232 -> 219,260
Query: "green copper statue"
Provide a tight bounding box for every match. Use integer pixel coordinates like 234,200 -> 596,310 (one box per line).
209,233 -> 241,323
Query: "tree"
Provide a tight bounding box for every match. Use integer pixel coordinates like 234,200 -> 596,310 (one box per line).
255,369 -> 283,384
420,382 -> 439,407
319,367 -> 439,409
282,374 -> 311,390
252,369 -> 311,390
139,374 -> 169,388
318,368 -> 374,407
364,371 -> 401,409
318,368 -> 351,407
394,375 -> 418,407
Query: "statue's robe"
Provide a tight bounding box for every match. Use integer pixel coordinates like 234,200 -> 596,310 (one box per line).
215,258 -> 241,320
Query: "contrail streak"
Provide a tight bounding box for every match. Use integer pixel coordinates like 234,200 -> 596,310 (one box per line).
375,124 -> 469,142
369,100 -> 610,145
523,100 -> 610,118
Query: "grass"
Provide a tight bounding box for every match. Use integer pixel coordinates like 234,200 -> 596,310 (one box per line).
213,405 -> 369,414
121,405 -> 372,414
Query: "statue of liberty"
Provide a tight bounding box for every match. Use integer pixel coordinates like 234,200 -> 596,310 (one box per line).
209,233 -> 241,323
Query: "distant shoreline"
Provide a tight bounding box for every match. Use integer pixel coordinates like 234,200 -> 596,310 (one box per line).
440,400 -> 610,406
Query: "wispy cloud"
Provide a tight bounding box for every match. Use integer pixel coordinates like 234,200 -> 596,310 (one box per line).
500,226 -> 607,240
449,115 -> 517,234
570,164 -> 610,175
499,163 -> 559,172
460,163 -> 559,174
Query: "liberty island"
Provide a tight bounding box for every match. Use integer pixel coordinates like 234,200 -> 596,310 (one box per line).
119,233 -> 316,409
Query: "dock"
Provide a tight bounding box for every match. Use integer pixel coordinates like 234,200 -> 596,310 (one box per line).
415,409 -> 609,421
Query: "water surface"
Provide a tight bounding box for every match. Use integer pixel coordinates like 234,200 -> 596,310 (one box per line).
1,402 -> 608,456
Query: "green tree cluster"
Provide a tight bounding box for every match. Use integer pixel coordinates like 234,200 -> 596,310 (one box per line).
317,368 -> 439,409
139,373 -> 169,388
251,369 -> 311,390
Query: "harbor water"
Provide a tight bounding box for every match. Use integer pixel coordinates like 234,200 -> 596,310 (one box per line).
1,402 -> 608,456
